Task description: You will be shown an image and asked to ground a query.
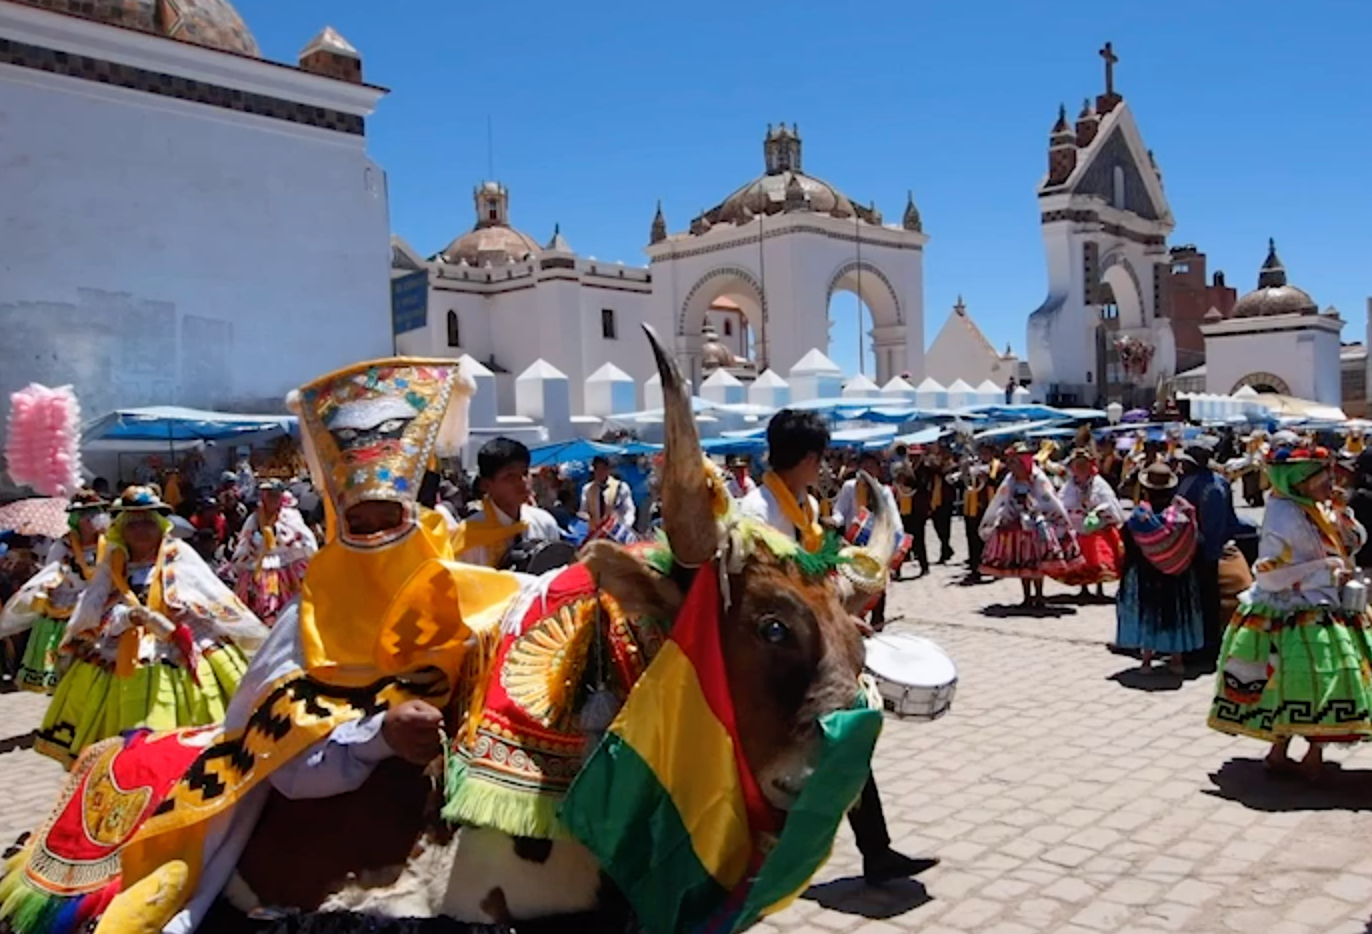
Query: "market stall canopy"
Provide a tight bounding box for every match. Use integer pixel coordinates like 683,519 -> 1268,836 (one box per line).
527,438 -> 636,468
82,406 -> 297,449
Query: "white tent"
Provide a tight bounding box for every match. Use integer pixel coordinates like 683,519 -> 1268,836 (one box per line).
914,377 -> 947,409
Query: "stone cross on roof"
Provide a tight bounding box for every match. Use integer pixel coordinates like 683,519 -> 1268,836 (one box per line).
1099,42 -> 1118,96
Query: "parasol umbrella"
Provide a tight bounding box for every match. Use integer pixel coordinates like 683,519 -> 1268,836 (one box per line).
0,497 -> 70,539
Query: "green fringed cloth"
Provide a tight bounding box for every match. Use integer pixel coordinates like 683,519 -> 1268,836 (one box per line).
442,562 -> 664,839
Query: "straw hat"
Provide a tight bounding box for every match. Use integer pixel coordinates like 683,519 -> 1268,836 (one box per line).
109,485 -> 173,515
65,488 -> 109,513
1139,462 -> 1179,491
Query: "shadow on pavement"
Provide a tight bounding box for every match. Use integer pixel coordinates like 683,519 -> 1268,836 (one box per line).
1205,757 -> 1372,812
801,873 -> 932,919
1108,665 -> 1205,692
979,603 -> 1077,619
0,730 -> 35,755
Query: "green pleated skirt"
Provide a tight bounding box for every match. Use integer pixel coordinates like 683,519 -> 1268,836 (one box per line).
34,645 -> 249,769
1208,603 -> 1372,743
16,616 -> 66,694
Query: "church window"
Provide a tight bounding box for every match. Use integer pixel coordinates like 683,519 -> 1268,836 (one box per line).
723,319 -> 733,337
486,199 -> 500,221
1172,262 -> 1190,274
1100,303 -> 1119,320
601,308 -> 617,340
446,310 -> 460,347
1112,166 -> 1126,210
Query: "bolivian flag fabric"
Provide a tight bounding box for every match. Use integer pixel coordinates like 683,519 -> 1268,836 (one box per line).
560,563 -> 882,934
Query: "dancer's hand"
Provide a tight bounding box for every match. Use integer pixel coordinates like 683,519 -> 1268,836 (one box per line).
383,700 -> 444,764
851,614 -> 876,638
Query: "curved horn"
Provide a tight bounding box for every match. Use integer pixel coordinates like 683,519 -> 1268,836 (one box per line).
642,324 -> 716,567
857,470 -> 899,567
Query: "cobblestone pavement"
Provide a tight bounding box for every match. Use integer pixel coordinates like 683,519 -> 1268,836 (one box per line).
4,515 -> 1372,933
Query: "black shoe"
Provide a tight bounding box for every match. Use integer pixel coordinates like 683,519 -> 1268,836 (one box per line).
863,848 -> 937,886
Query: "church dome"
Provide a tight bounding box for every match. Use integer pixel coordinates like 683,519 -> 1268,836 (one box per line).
700,325 -> 735,370
438,181 -> 541,266
14,0 -> 260,56
440,226 -> 540,266
1230,239 -> 1319,319
159,0 -> 260,57
696,124 -> 881,229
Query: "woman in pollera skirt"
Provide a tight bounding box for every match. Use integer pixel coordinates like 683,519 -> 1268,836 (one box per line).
1053,448 -> 1125,600
1208,446 -> 1372,781
979,442 -> 1081,607
230,476 -> 318,626
1117,462 -> 1205,675
0,490 -> 108,693
35,486 -> 268,768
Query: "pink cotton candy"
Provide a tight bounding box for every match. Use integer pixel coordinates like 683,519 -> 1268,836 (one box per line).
5,384 -> 84,496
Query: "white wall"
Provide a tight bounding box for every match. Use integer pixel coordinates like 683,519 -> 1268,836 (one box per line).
1204,323 -> 1343,404
0,62 -> 391,424
402,261 -> 659,414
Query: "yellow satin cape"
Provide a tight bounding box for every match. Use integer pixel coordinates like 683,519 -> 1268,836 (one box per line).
298,508 -> 522,687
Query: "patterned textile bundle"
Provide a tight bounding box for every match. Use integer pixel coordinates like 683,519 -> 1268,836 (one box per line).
5,384 -> 83,496
1126,498 -> 1198,576
0,728 -> 212,934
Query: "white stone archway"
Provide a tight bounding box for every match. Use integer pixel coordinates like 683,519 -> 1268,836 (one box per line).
678,265 -> 767,388
1099,252 -> 1145,329
1232,371 -> 1291,395
825,260 -> 905,384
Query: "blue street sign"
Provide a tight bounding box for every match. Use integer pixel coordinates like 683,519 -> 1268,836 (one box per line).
391,271 -> 429,335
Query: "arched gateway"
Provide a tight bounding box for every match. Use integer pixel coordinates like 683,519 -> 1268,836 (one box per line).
647,124 -> 929,387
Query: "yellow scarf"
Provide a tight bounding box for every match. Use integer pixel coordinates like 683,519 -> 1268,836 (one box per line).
856,482 -> 869,512
453,496 -> 528,567
964,461 -> 1001,518
109,540 -> 170,616
897,489 -> 913,516
253,507 -> 279,573
107,539 -> 172,678
763,471 -> 824,554
931,474 -> 944,511
69,531 -> 105,581
298,508 -> 520,687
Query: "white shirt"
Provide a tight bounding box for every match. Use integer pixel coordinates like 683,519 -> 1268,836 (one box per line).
738,483 -> 821,543
580,476 -> 636,528
725,472 -> 758,500
832,477 -> 900,529
458,501 -> 561,567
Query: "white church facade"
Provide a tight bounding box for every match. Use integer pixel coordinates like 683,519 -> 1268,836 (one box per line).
0,0 -> 392,431
1025,44 -> 1178,408
393,124 -> 930,414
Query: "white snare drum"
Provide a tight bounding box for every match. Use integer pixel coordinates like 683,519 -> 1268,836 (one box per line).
863,632 -> 957,720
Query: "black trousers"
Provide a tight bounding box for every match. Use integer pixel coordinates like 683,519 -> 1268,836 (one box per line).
846,774 -> 890,856
964,514 -> 984,571
1195,556 -> 1222,665
932,509 -> 954,560
902,512 -> 929,571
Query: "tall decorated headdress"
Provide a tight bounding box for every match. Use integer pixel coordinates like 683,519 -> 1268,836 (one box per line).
287,358 -> 475,545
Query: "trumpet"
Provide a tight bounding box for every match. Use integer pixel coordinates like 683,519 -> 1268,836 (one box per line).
817,462 -> 842,501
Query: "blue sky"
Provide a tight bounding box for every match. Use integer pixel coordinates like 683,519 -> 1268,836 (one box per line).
239,0 -> 1370,376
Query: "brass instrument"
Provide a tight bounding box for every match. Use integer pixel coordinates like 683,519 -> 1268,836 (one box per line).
817,461 -> 842,502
